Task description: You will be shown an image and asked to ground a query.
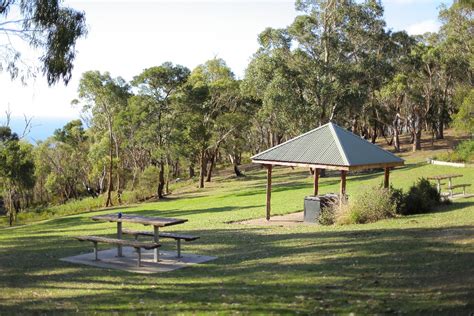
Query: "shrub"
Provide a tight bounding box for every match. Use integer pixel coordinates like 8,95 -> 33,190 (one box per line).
335,186 -> 396,225
318,201 -> 338,225
434,140 -> 474,163
455,140 -> 474,162
138,165 -> 160,195
389,185 -> 406,213
400,178 -> 440,215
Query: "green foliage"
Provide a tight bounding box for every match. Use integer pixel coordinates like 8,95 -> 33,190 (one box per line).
389,185 -> 406,214
0,0 -> 87,84
0,127 -> 35,225
454,140 -> 474,162
401,178 -> 440,215
138,166 -> 160,195
53,119 -> 87,146
452,87 -> 474,134
436,140 -> 474,163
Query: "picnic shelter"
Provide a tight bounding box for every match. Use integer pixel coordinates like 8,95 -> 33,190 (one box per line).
251,122 -> 405,220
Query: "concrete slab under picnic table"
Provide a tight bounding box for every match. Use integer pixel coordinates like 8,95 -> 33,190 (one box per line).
61,247 -> 217,274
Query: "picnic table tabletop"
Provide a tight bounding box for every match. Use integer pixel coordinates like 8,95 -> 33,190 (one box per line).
427,174 -> 463,180
91,214 -> 187,227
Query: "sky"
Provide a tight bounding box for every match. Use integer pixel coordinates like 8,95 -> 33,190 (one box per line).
0,0 -> 453,141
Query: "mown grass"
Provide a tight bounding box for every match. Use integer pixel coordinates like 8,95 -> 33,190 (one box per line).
0,155 -> 473,314
0,178 -> 197,228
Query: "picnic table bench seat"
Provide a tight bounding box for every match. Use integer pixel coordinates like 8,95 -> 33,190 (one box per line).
122,229 -> 199,258
74,236 -> 161,267
448,184 -> 471,197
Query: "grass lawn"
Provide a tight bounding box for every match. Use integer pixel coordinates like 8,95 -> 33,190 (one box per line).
0,156 -> 473,313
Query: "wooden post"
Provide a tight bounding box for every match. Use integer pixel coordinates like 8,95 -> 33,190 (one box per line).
313,168 -> 320,196
340,170 -> 347,198
266,165 -> 272,221
153,226 -> 160,262
384,167 -> 390,189
117,222 -> 123,257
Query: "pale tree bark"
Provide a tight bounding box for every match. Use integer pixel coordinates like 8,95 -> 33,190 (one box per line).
229,153 -> 244,177
105,121 -> 114,207
393,113 -> 401,152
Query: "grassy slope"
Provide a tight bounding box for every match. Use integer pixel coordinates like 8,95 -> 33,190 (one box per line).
0,151 -> 473,313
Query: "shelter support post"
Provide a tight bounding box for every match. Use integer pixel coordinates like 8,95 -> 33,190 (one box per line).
313,168 -> 320,196
384,167 -> 390,189
340,170 -> 347,203
266,165 -> 272,221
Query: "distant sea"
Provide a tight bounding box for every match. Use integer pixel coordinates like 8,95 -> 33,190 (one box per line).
5,117 -> 75,143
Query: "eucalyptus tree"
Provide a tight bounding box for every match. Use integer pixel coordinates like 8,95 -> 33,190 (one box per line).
180,58 -> 238,188
219,93 -> 258,177
34,120 -> 89,203
243,27 -> 310,149
76,71 -> 130,207
245,0 -> 395,146
439,2 -> 473,85
452,87 -> 474,134
288,0 -> 390,129
0,0 -> 87,84
437,2 -> 473,137
0,126 -> 35,226
378,74 -> 409,152
131,62 -> 190,198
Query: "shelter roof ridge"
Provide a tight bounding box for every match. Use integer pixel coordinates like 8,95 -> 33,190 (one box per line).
328,122 -> 349,165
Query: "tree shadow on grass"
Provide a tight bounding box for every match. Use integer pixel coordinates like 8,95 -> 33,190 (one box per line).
133,205 -> 263,219
0,219 -> 473,314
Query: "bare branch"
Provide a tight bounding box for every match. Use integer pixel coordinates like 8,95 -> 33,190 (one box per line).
20,114 -> 33,139
4,106 -> 12,126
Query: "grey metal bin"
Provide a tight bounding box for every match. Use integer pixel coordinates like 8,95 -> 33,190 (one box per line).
304,194 -> 339,223
304,196 -> 321,223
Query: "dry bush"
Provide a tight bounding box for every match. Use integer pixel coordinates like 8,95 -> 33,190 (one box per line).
332,187 -> 396,225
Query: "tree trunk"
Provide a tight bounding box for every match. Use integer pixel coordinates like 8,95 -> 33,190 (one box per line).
393,114 -> 400,152
206,147 -> 219,182
229,154 -> 243,177
199,149 -> 206,189
393,128 -> 400,152
413,128 -> 422,152
105,130 -> 113,207
351,118 -> 357,134
8,188 -> 14,227
371,123 -> 377,144
320,169 -> 326,178
189,164 -> 195,178
157,159 -> 165,199
98,165 -> 106,194
173,161 -> 180,178
114,136 -> 121,204
412,113 -> 422,152
206,151 -> 216,183
436,121 -> 444,140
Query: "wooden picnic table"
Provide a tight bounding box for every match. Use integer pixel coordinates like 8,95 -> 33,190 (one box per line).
427,174 -> 463,193
91,214 -> 187,262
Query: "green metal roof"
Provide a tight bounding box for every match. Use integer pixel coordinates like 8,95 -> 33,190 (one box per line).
252,122 -> 404,169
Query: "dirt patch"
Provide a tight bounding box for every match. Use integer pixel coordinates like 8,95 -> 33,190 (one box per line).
233,211 -> 318,227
